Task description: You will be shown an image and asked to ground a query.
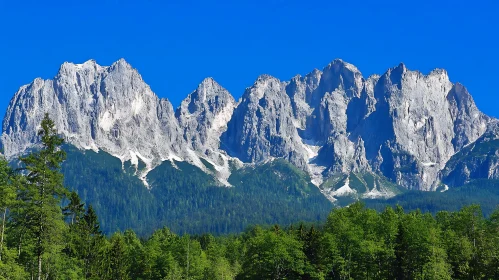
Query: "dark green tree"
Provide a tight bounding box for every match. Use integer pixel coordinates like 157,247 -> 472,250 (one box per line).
106,233 -> 130,280
80,205 -> 105,279
16,113 -> 67,280
63,191 -> 85,225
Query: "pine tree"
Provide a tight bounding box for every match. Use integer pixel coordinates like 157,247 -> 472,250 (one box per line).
16,113 -> 67,280
107,233 -> 130,280
81,205 -> 105,279
63,191 -> 85,225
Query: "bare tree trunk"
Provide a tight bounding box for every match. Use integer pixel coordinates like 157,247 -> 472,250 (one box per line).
38,223 -> 43,280
18,232 -> 23,257
0,207 -> 6,261
38,252 -> 42,280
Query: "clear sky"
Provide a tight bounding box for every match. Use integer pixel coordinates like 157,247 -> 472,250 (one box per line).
0,0 -> 497,118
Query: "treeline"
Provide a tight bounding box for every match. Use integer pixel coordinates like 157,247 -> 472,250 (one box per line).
61,145 -> 332,236
1,115 -> 499,279
364,179 -> 499,218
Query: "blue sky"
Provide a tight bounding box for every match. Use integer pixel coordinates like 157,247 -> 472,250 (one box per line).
0,0 -> 497,118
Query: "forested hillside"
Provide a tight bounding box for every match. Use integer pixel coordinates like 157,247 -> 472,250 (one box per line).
2,115 -> 499,279
364,179 -> 499,217
62,146 -> 332,236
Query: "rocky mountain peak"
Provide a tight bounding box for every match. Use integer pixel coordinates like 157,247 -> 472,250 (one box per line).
316,59 -> 364,102
2,58 -> 495,193
177,77 -> 235,147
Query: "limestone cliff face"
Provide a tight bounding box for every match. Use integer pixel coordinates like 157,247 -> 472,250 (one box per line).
440,121 -> 499,187
2,58 -> 494,193
221,75 -> 309,169
2,59 -> 181,167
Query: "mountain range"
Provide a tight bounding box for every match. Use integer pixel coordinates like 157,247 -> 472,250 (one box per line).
2,58 -> 499,233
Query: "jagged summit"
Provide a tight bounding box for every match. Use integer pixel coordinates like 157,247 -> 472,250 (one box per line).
326,58 -> 362,74
2,58 -> 495,197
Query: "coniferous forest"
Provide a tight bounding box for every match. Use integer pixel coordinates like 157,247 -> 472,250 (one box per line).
1,115 -> 499,279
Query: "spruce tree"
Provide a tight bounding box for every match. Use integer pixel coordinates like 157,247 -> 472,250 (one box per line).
63,191 -> 85,225
17,113 -> 67,280
81,205 -> 105,279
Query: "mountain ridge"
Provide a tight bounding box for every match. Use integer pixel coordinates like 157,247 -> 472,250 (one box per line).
2,58 -> 495,201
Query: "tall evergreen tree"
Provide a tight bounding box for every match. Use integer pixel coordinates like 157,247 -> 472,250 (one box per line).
63,191 -> 85,226
80,205 -> 105,279
16,113 -> 67,280
107,233 -> 130,280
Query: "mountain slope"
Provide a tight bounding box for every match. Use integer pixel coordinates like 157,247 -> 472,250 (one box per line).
62,145 -> 332,235
440,121 -> 499,187
2,58 -> 496,198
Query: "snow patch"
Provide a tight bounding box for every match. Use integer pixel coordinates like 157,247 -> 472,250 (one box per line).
362,187 -> 385,199
99,111 -> 114,132
211,104 -> 234,132
201,153 -> 233,187
128,151 -> 154,189
362,185 -> 395,199
131,97 -> 144,115
320,190 -> 337,203
331,176 -> 356,197
309,164 -> 326,186
421,161 -> 437,167
82,141 -> 99,152
302,142 -> 320,160
302,139 -> 326,186
161,152 -> 182,162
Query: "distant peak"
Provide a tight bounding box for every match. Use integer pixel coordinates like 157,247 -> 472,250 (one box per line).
256,74 -> 278,82
196,77 -> 231,95
187,77 -> 232,104
305,68 -> 322,78
310,68 -> 322,74
367,74 -> 381,80
428,68 -> 448,77
112,58 -> 132,67
202,77 -> 215,82
199,77 -> 218,87
386,62 -> 407,77
326,58 -> 361,74
57,59 -> 105,76
82,58 -> 97,65
395,62 -> 407,73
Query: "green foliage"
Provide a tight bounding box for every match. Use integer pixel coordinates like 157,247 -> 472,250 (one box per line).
364,179 -> 499,217
2,115 -> 499,278
62,151 -> 332,235
240,227 -> 306,279
13,114 -> 68,279
0,155 -> 16,263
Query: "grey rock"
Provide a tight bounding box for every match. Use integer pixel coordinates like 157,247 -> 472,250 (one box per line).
222,75 -> 308,168
3,59 -> 184,187
440,121 -> 499,186
2,58 -> 494,194
176,77 -> 235,153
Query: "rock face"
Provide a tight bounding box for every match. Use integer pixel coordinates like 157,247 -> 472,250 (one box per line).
2,58 -> 495,194
1,60 -> 234,186
222,75 -> 309,168
440,121 -> 499,187
3,59 -> 181,165
176,77 -> 236,185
